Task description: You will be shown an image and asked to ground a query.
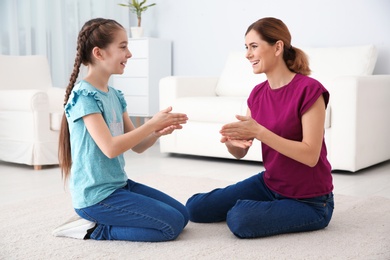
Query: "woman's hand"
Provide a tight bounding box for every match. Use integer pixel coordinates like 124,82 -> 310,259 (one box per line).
220,115 -> 261,141
220,136 -> 253,149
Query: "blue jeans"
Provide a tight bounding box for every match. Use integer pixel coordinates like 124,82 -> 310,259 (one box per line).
186,172 -> 334,238
75,179 -> 189,242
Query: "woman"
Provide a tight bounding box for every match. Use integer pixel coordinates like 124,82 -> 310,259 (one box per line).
52,18 -> 189,242
186,17 -> 334,238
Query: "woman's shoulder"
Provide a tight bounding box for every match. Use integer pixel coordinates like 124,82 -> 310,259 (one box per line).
293,74 -> 327,92
293,74 -> 330,107
294,74 -> 324,87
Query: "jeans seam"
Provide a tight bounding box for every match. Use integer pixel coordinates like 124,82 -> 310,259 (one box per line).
97,201 -> 176,240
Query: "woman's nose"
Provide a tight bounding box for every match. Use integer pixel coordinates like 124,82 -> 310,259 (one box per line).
246,51 -> 252,59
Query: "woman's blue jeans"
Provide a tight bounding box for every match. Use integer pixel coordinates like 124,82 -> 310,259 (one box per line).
186,172 -> 334,238
75,179 -> 189,242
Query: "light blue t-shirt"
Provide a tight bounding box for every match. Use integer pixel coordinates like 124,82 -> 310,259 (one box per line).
65,80 -> 128,209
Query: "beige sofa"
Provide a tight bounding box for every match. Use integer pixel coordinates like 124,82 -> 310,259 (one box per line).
0,55 -> 63,169
159,45 -> 390,172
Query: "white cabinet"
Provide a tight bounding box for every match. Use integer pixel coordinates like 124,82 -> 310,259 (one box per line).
112,38 -> 171,117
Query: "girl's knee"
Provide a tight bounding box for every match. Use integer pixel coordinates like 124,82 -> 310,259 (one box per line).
164,213 -> 186,241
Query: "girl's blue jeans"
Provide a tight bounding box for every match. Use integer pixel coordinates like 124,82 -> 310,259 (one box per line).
186,172 -> 334,238
75,179 -> 189,242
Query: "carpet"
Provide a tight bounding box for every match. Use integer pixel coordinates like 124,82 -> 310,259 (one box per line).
1,174 -> 389,260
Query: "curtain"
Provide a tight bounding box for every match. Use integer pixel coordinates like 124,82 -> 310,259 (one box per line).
0,0 -> 129,88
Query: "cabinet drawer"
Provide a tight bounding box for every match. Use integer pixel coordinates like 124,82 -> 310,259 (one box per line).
112,77 -> 148,96
125,96 -> 149,116
128,39 -> 148,58
123,59 -> 148,77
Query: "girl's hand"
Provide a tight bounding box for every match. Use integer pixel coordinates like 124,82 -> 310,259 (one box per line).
154,125 -> 182,137
148,106 -> 188,131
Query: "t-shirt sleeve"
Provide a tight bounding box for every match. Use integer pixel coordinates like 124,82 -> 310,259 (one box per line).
65,89 -> 103,122
113,88 -> 127,113
300,80 -> 330,116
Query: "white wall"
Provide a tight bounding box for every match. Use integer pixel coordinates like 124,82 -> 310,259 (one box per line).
136,0 -> 390,76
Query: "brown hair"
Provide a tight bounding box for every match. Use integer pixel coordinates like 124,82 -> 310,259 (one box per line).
246,17 -> 311,75
58,18 -> 124,181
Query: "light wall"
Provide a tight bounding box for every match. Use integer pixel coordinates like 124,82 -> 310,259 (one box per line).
135,0 -> 390,76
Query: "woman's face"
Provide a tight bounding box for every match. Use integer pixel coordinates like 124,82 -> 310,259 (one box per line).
245,29 -> 277,75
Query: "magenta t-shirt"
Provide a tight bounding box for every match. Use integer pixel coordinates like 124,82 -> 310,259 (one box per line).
248,73 -> 333,198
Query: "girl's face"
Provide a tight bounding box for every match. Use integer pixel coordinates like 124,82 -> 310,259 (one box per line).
100,29 -> 132,75
245,29 -> 277,75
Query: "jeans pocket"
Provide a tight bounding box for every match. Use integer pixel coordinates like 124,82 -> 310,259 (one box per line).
296,193 -> 334,219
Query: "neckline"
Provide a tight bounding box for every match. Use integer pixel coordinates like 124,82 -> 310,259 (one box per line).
267,73 -> 299,91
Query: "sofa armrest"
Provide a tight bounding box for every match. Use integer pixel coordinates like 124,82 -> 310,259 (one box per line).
0,89 -> 49,111
47,87 -> 65,112
328,75 -> 390,171
159,76 -> 219,109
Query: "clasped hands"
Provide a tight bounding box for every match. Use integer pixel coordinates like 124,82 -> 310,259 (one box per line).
220,115 -> 259,149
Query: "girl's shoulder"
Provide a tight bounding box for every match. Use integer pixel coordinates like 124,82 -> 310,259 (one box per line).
108,86 -> 127,109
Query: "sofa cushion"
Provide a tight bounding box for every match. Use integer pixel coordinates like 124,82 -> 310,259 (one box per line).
215,52 -> 266,97
302,45 -> 377,81
173,97 -> 248,123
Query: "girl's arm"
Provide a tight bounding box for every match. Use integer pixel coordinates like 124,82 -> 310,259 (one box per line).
220,96 -> 326,167
83,106 -> 187,158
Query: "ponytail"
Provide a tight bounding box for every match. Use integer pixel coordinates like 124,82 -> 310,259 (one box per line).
284,46 -> 311,76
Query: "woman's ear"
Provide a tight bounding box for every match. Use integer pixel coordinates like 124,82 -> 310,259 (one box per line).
275,40 -> 284,56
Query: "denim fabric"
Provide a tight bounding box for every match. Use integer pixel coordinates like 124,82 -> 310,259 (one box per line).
186,172 -> 334,238
76,179 -> 189,242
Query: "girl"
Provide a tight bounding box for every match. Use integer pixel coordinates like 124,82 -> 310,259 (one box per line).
52,18 -> 189,242
186,17 -> 334,238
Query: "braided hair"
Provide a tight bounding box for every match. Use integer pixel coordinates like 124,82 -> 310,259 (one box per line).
59,18 -> 124,181
246,17 -> 311,76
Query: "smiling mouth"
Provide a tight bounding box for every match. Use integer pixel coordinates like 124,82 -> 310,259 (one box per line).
251,60 -> 259,66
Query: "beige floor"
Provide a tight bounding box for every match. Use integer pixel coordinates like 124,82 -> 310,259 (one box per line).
1,143 -> 390,207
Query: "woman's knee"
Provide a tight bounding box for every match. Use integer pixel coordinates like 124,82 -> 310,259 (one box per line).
226,203 -> 252,238
226,200 -> 270,238
185,193 -> 206,222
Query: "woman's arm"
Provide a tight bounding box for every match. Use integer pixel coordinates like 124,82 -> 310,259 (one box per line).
220,96 -> 326,167
83,106 -> 187,158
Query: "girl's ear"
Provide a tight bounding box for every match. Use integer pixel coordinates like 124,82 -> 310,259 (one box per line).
92,47 -> 104,60
275,40 -> 284,57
